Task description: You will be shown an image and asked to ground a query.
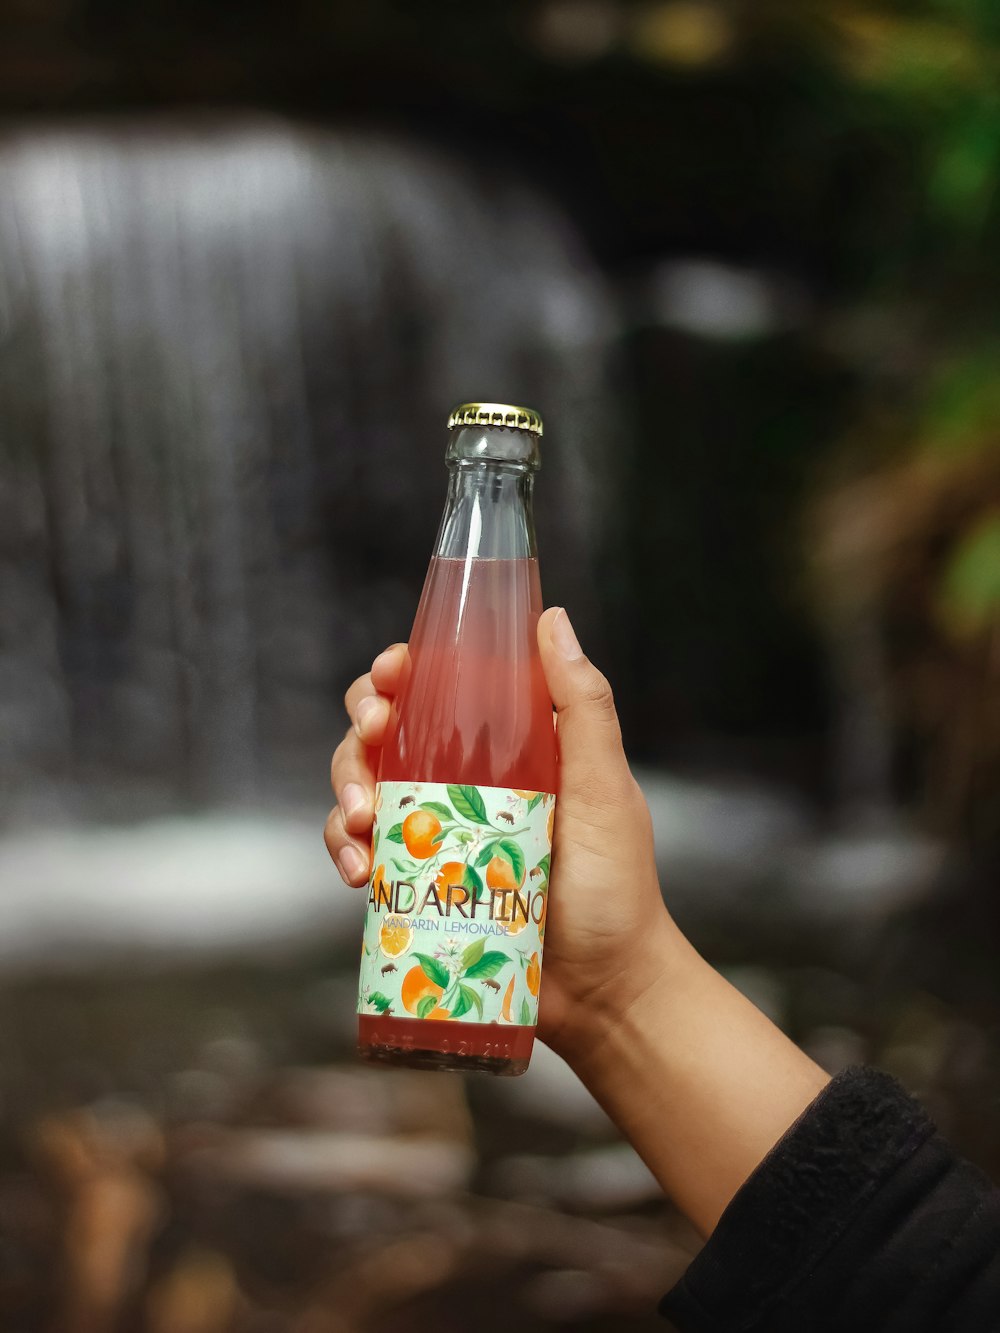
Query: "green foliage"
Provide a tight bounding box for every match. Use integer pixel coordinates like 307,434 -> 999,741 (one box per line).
922,349 -> 1000,455
939,513 -> 1000,635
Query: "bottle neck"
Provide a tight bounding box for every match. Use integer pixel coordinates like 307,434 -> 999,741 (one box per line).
434,428 -> 538,561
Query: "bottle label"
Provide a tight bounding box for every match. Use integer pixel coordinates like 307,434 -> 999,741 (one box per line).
358,781 -> 555,1027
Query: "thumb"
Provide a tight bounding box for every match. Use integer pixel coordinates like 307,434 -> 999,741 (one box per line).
537,607 -> 631,793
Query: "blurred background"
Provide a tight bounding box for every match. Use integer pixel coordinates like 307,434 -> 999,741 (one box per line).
0,0 -> 998,1329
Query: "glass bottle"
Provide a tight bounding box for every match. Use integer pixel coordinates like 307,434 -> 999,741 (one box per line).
357,402 -> 557,1075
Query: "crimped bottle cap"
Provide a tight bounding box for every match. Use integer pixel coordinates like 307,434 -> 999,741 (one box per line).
447,401 -> 543,437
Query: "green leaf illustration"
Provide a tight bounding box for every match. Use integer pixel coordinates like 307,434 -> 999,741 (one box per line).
536,853 -> 551,877
447,784 -> 490,825
496,839 -> 525,885
450,987 -> 473,1018
527,793 -> 543,812
520,997 -> 531,1025
464,950 -> 509,980
474,842 -> 498,868
385,823 -> 405,844
416,995 -> 438,1020
420,801 -> 453,819
369,992 -> 393,1014
454,828 -> 475,845
462,983 -> 483,1020
414,953 -> 450,989
461,938 -> 485,969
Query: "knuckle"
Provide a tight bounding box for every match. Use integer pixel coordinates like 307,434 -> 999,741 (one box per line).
630,783 -> 655,838
562,761 -> 647,830
329,732 -> 354,784
334,726 -> 358,761
567,764 -> 628,816
580,668 -> 617,715
323,806 -> 345,851
344,674 -> 371,715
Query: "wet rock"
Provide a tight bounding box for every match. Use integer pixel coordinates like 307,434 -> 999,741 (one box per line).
489,1041 -> 614,1135
184,1131 -> 474,1198
267,1065 -> 473,1141
0,815 -> 357,972
802,1024 -> 868,1075
319,1229 -> 462,1326
720,966 -> 787,1027
638,767 -> 810,902
496,1143 -> 662,1212
32,1100 -> 165,1333
783,828 -> 943,924
639,766 -> 943,957
474,1198 -> 689,1299
145,1249 -> 241,1333
520,1268 -> 613,1322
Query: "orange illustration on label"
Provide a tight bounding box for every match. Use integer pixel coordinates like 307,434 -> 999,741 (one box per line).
357,781 -> 554,1027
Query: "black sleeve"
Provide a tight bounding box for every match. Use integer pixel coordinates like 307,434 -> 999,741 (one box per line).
659,1067 -> 1000,1332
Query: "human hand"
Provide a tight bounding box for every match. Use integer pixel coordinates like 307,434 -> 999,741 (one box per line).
325,606 -> 684,1063
327,610 -> 828,1233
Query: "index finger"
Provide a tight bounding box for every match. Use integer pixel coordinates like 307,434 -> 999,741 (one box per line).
343,643 -> 410,720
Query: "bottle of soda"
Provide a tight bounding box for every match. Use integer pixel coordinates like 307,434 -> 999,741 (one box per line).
357,402 -> 557,1075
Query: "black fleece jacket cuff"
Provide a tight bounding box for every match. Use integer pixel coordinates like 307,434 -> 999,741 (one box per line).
658,1067 -> 937,1331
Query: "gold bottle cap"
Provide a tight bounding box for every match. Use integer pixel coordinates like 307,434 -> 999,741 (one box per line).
447,401 -> 543,437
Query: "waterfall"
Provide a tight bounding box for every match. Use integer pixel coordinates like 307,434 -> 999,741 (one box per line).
0,115 -> 618,820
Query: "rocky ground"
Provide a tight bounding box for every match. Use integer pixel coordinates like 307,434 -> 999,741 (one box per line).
0,924 -> 997,1333
0,954 -> 697,1333
0,776 -> 995,1331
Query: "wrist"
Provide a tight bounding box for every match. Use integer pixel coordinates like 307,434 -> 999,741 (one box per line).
553,908 -> 703,1075
556,932 -> 829,1236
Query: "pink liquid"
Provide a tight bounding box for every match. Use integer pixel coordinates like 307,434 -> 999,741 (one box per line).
359,557 -> 557,1074
381,557 -> 558,790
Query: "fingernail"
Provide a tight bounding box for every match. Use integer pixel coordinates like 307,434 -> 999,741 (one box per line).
354,696 -> 380,737
338,845 -> 367,883
340,782 -> 367,821
551,608 -> 583,661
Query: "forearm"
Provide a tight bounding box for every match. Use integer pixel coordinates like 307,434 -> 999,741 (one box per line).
567,913 -> 830,1237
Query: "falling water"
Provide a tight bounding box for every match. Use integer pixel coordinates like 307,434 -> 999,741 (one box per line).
0,115 -> 618,821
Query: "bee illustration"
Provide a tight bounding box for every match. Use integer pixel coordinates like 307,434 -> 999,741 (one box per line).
496,811 -> 515,825
529,867 -> 543,878
381,962 -> 398,976
400,796 -> 416,809
482,978 -> 502,992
